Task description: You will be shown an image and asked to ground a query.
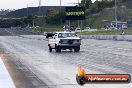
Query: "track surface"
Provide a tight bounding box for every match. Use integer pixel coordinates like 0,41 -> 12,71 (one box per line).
0,28 -> 132,88
0,28 -> 36,36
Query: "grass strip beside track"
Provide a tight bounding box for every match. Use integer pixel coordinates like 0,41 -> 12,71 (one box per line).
31,27 -> 132,35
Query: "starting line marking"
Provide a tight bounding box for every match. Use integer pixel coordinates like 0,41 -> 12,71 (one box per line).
0,57 -> 16,88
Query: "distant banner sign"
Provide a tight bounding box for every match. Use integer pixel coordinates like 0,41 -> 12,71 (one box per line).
65,7 -> 85,20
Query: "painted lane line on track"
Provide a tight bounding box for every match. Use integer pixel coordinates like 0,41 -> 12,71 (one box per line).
5,28 -> 48,41
0,57 -> 16,88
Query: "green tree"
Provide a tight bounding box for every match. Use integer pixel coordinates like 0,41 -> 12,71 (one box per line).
45,9 -> 65,25
80,0 -> 92,9
97,0 -> 114,11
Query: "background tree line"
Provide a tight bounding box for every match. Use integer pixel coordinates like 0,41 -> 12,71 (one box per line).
0,0 -> 130,28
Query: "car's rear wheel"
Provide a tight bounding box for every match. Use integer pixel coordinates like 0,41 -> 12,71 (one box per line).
56,48 -> 61,52
49,46 -> 52,52
74,46 -> 80,52
46,35 -> 49,38
69,49 -> 72,52
55,45 -> 61,52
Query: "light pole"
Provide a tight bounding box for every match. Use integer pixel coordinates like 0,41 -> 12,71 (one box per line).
38,0 -> 41,16
115,0 -> 117,28
78,0 -> 80,27
27,4 -> 29,17
27,3 -> 33,17
60,0 -> 61,6
81,0 -> 86,30
60,0 -> 62,25
26,4 -> 30,27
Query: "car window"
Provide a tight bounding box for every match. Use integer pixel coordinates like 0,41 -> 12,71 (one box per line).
58,33 -> 77,38
67,33 -> 77,37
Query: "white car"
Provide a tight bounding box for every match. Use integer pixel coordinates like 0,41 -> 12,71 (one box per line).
48,32 -> 81,52
75,27 -> 82,32
83,27 -> 97,32
75,27 -> 97,32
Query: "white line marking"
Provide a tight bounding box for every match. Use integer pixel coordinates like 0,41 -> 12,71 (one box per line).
0,57 -> 16,88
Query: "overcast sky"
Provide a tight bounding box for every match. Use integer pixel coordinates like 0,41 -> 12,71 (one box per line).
0,0 -> 96,10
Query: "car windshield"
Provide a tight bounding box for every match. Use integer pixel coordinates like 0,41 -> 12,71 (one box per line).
58,33 -> 77,38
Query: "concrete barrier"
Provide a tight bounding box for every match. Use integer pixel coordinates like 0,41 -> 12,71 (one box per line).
0,57 -> 16,88
80,35 -> 132,42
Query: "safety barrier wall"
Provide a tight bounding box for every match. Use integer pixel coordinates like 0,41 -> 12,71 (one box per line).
80,35 -> 132,42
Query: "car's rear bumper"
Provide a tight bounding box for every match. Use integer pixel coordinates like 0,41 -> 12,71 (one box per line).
57,44 -> 80,49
